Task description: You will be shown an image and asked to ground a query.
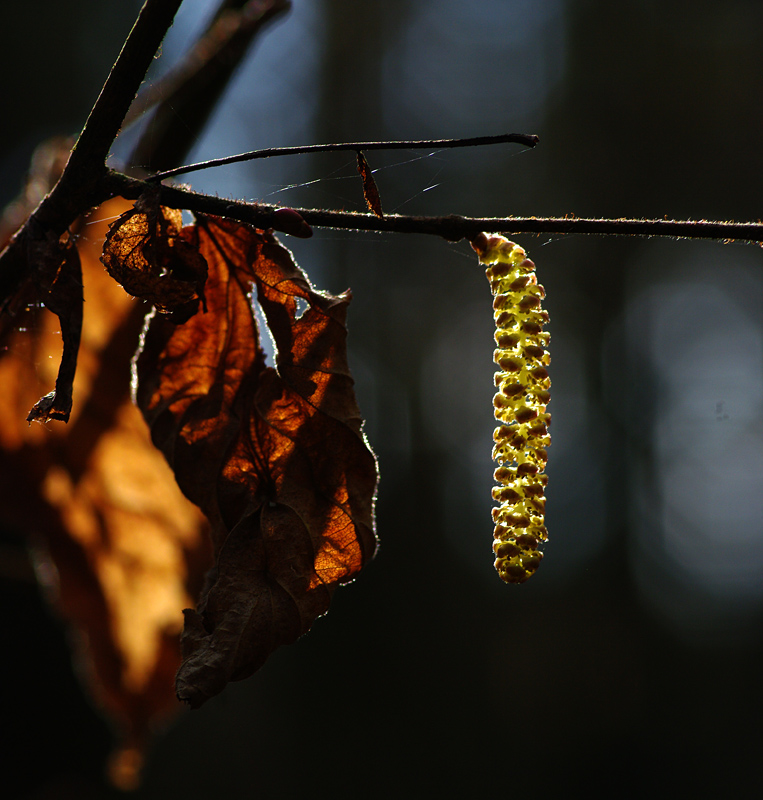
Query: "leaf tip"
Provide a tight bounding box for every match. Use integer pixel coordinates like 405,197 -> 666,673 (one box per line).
175,608 -> 217,709
26,390 -> 71,424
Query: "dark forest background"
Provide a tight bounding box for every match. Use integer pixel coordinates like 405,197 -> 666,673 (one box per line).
2,1 -> 763,797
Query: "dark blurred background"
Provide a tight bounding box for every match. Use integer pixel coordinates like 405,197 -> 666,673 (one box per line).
2,0 -> 763,797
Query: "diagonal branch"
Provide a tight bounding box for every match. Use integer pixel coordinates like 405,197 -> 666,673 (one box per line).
0,0 -> 183,307
63,0 -> 185,190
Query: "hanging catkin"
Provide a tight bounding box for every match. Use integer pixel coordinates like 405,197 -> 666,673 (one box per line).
472,234 -> 551,583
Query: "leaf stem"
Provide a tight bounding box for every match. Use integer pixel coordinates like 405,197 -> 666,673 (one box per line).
146,133 -> 540,181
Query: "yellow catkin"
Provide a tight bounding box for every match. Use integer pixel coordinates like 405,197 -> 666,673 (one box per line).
471,234 -> 551,583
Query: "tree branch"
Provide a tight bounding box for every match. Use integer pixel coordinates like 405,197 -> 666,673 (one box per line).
104,170 -> 763,244
278,212 -> 763,245
0,0 -> 183,306
64,0 -> 185,188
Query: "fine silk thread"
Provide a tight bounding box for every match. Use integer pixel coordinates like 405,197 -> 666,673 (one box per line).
471,234 -> 551,583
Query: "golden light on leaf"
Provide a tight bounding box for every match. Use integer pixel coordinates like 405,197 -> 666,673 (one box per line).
0,198 -> 211,789
472,233 -> 551,584
101,196 -> 207,320
40,401 -> 203,693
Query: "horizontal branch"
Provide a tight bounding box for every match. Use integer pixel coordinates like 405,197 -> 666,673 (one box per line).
270,210 -> 763,244
146,133 -> 539,181
105,171 -> 763,244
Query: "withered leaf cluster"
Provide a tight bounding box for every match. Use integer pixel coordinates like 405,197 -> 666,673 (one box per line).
0,156 -> 378,782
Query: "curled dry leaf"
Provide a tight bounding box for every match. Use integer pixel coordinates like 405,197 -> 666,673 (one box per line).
135,215 -> 378,708
0,197 -> 211,790
101,193 -> 208,322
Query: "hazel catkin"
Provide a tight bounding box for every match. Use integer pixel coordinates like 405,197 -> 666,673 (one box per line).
471,234 -> 551,584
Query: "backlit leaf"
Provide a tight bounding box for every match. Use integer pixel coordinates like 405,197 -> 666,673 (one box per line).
101,192 -> 208,322
135,216 -> 378,708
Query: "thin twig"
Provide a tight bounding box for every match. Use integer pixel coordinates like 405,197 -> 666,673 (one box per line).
105,171 -> 763,244
146,133 -> 540,181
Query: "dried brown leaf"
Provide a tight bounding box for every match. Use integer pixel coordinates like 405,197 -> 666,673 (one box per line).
101,193 -> 207,321
0,199 -> 211,789
135,216 -> 378,708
